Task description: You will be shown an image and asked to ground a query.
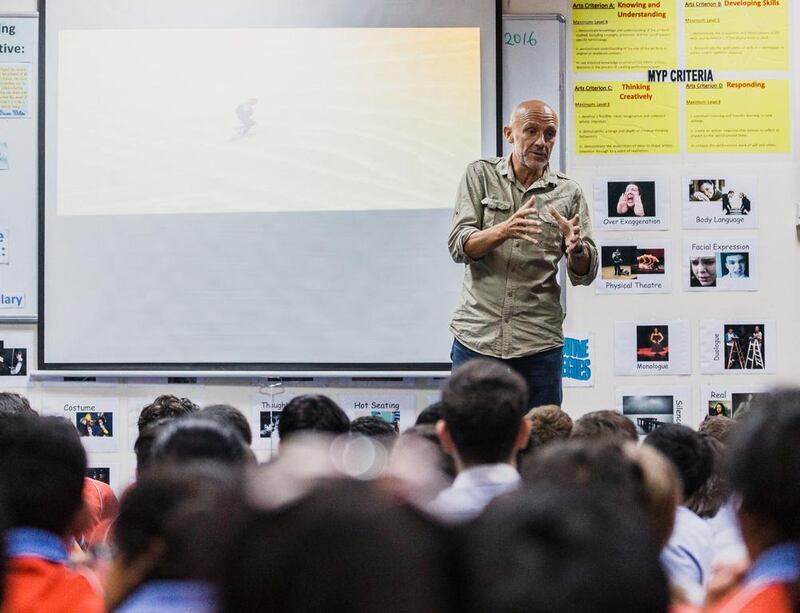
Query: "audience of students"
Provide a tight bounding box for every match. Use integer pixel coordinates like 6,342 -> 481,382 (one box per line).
1,366 -> 797,613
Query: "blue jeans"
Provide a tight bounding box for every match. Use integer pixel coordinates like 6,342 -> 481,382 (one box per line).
450,338 -> 563,409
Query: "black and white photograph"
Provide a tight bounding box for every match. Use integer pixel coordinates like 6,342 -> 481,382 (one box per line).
259,410 -> 281,438
0,347 -> 26,376
622,395 -> 675,435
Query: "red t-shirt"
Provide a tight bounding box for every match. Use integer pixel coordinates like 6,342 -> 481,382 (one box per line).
2,556 -> 104,613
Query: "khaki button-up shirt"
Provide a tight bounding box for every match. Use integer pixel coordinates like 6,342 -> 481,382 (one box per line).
448,155 -> 598,359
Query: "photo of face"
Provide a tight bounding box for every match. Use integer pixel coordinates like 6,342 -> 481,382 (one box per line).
722,253 -> 748,278
707,401 -> 731,418
607,181 -> 656,218
690,256 -> 716,287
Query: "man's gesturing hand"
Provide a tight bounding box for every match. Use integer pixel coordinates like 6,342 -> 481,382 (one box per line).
500,196 -> 542,244
548,206 -> 584,256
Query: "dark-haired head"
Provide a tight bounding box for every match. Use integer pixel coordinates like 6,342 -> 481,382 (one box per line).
727,389 -> 800,554
439,359 -> 529,466
0,415 -> 86,535
644,424 -> 712,501
220,478 -> 456,613
462,482 -> 668,613
151,418 -> 247,467
350,415 -> 398,440
571,410 -> 638,443
277,395 -> 350,441
202,404 -> 252,446
108,463 -> 243,611
137,395 -> 199,433
0,392 -> 37,417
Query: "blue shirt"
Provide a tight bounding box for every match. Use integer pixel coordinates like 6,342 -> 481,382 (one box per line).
746,541 -> 800,586
6,527 -> 69,563
116,581 -> 218,613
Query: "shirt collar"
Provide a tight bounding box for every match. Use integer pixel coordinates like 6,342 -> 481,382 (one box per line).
746,541 -> 800,585
451,463 -> 520,490
498,154 -> 558,190
6,527 -> 69,563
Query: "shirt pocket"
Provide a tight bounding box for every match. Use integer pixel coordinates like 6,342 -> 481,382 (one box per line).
537,208 -> 564,253
480,197 -> 512,228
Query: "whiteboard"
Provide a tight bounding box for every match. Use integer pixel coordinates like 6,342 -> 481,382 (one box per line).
501,14 -> 566,172
502,14 -> 568,309
0,13 -> 37,320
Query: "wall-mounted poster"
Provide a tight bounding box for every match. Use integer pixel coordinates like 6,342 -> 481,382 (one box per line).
41,396 -> 120,453
593,177 -> 670,230
563,333 -> 594,387
614,321 -> 690,376
684,238 -> 758,291
616,386 -> 690,436
682,175 -> 758,229
699,320 -> 776,374
596,240 -> 671,294
700,384 -> 772,421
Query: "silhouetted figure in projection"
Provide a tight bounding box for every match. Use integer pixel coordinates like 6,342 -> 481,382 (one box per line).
235,98 -> 258,138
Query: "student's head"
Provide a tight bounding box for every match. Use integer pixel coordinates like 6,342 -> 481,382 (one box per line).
570,410 -> 638,443
438,359 -> 529,466
415,401 -> 443,425
727,389 -> 800,555
201,404 -> 252,446
134,418 -> 174,476
644,424 -> 713,501
690,256 -> 716,286
107,463 -> 243,611
521,439 -> 647,511
0,415 -> 86,535
699,414 -> 737,444
462,483 -> 668,613
220,479 -> 456,613
151,417 -> 247,467
0,392 -> 36,416
623,443 -> 682,548
722,252 -> 747,278
685,435 -> 730,519
277,394 -> 350,441
525,405 -> 573,451
137,395 -> 198,433
350,415 -> 399,440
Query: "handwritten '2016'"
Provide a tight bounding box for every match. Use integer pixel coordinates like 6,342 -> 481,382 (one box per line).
504,31 -> 536,47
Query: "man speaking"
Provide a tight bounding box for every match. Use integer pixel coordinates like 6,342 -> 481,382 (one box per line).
447,99 -> 597,407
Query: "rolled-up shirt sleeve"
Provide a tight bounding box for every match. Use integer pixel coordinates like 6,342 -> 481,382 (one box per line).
567,184 -> 599,286
448,164 -> 484,264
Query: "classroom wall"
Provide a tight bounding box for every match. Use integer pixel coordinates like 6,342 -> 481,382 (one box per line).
0,0 -> 797,493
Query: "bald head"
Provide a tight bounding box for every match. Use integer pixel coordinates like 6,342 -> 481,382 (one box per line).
508,100 -> 558,129
503,100 -> 558,185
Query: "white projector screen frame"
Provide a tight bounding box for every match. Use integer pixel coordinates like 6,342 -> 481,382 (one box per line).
39,0 -> 501,373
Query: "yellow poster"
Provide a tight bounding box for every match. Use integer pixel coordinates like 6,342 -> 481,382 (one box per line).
685,79 -> 790,153
574,81 -> 679,155
572,1 -> 677,72
685,1 -> 788,71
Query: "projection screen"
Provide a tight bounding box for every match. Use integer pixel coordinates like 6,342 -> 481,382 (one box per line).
40,0 -> 500,372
